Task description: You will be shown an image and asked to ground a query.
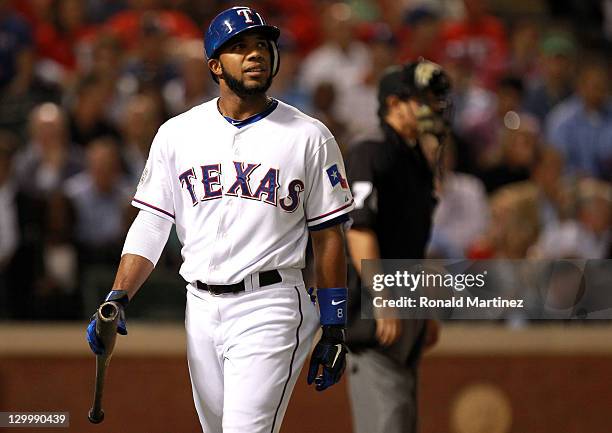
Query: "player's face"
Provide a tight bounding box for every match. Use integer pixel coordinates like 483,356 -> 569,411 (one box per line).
217,32 -> 273,97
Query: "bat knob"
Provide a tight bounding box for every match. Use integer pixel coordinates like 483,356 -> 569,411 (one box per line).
88,408 -> 105,424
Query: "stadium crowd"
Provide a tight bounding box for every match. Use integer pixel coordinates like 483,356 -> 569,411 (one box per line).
0,0 -> 610,320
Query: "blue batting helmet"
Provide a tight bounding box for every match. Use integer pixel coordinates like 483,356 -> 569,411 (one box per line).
204,6 -> 281,81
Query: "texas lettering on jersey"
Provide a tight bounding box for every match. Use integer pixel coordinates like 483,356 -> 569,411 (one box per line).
178,162 -> 305,212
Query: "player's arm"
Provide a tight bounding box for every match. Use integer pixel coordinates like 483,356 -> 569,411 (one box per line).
310,224 -> 346,288
115,209 -> 173,298
303,133 -> 354,390
86,210 -> 172,355
110,254 -> 155,300
307,223 -> 349,391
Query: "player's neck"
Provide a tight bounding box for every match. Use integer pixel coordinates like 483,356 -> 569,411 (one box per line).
218,91 -> 270,121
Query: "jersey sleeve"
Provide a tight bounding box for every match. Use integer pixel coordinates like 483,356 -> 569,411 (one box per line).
345,142 -> 377,229
131,126 -> 176,223
304,138 -> 354,229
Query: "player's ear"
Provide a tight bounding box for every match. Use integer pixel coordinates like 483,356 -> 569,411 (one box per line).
208,58 -> 222,80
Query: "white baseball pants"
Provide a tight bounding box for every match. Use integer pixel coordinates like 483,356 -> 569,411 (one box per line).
185,269 -> 319,433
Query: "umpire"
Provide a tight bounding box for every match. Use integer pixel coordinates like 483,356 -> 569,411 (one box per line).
344,60 -> 451,433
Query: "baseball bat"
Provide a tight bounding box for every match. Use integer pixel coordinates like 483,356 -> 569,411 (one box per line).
88,301 -> 121,424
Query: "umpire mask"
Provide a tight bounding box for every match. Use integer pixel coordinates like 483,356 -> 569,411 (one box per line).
404,60 -> 452,138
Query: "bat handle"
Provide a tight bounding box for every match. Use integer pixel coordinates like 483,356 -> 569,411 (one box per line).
88,407 -> 104,424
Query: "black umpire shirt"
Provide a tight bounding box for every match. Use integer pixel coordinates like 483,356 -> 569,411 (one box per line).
346,122 -> 436,258
345,122 -> 436,363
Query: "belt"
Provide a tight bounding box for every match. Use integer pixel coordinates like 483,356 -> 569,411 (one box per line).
196,270 -> 282,295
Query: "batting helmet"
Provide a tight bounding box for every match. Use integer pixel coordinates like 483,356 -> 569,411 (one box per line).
204,6 -> 281,82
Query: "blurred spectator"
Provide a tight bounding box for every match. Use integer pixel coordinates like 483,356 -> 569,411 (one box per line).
343,23 -> 397,142
546,0 -> 607,48
479,112 -> 540,193
85,0 -> 127,24
29,190 -> 80,319
83,32 -> 127,123
426,139 -> 490,258
12,0 -> 53,25
14,102 -> 82,197
461,75 -> 525,170
120,11 -> 179,91
533,178 -> 611,258
0,130 -> 32,319
0,0 -> 54,137
440,0 -> 509,89
266,0 -> 323,53
523,31 -> 576,123
105,0 -> 200,52
507,18 -> 540,79
605,0 -> 612,44
268,33 -> 311,113
88,32 -> 123,79
68,73 -> 120,146
34,0 -> 97,84
0,131 -> 20,317
545,58 -> 612,180
397,6 -> 443,63
64,137 -> 132,265
311,82 -> 347,149
120,93 -> 163,180
468,183 -> 540,258
529,146 -> 571,229
442,51 -> 495,173
170,0 -> 216,31
0,0 -> 34,93
163,39 -> 215,116
1,127 -> 66,320
300,3 -> 370,125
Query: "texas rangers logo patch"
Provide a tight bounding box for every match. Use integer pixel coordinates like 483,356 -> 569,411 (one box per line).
326,164 -> 348,189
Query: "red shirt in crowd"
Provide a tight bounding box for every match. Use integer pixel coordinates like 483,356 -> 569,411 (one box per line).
440,15 -> 508,89
105,9 -> 201,50
35,23 -> 97,70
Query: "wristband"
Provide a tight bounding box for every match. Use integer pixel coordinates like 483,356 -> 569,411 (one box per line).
317,287 -> 347,326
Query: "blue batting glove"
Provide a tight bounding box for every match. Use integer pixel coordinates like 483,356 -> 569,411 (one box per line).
86,290 -> 129,356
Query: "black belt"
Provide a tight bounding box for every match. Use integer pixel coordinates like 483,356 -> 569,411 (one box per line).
196,270 -> 282,295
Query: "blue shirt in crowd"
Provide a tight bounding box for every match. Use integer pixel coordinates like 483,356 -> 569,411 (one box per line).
546,96 -> 612,180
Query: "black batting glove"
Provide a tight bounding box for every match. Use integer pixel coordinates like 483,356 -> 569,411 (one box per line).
307,325 -> 348,391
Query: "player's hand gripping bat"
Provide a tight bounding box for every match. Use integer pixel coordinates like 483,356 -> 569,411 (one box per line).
87,301 -> 121,424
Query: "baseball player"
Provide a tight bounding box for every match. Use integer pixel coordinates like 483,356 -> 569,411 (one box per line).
85,6 -> 354,433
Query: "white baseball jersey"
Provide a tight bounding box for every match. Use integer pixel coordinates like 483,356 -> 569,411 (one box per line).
132,98 -> 354,287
